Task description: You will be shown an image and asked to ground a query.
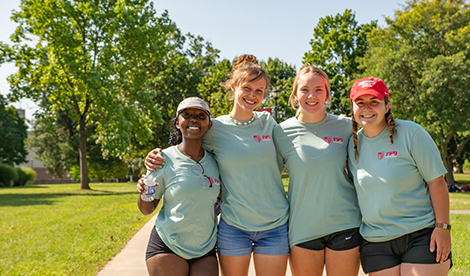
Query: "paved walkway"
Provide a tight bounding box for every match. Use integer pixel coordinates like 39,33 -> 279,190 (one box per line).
97,210 -> 470,276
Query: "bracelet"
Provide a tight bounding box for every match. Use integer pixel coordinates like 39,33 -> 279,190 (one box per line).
435,223 -> 452,230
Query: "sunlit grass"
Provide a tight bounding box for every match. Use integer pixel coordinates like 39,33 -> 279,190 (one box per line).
449,213 -> 470,276
0,183 -> 152,276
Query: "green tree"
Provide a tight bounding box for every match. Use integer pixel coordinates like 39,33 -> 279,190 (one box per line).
198,58 -> 232,118
303,9 -> 377,115
147,32 -> 220,149
28,110 -> 127,181
0,95 -> 28,165
1,0 -> 177,189
261,58 -> 297,123
359,0 -> 470,185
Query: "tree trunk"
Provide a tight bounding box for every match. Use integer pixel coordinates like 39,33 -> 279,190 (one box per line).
440,141 -> 455,185
457,163 -> 463,173
79,116 -> 90,189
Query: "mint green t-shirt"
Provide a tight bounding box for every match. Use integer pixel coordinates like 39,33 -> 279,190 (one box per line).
347,120 -> 447,242
147,146 -> 221,260
273,114 -> 361,247
203,111 -> 289,231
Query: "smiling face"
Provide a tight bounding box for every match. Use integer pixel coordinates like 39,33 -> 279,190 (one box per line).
352,95 -> 390,137
176,108 -> 212,141
231,75 -> 267,119
294,73 -> 328,122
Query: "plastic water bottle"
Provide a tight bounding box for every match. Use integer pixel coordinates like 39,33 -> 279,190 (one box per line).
141,176 -> 156,202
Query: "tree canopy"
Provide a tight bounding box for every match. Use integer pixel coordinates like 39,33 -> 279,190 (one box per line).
359,0 -> 470,184
0,95 -> 28,166
303,9 -> 377,115
1,0 -> 178,189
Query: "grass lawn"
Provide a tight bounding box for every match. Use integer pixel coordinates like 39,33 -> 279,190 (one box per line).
1,175 -> 469,276
0,183 -> 152,276
449,213 -> 470,276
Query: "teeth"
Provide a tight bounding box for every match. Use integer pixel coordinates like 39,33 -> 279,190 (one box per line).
245,99 -> 255,104
306,102 -> 317,106
362,115 -> 374,118
188,126 -> 199,130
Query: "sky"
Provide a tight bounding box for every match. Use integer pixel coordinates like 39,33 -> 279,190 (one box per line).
0,0 -> 407,124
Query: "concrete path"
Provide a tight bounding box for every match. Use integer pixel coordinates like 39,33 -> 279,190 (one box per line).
97,210 -> 470,276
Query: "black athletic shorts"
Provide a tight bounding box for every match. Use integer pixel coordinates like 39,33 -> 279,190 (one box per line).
360,228 -> 453,274
146,226 -> 217,262
295,228 -> 362,251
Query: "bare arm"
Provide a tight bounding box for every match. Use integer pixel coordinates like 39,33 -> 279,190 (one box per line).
427,175 -> 451,263
136,174 -> 160,215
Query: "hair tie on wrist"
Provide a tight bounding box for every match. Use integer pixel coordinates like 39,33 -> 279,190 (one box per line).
354,146 -> 357,149
389,135 -> 393,138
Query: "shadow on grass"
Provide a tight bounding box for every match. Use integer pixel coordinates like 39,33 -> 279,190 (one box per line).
0,189 -> 135,207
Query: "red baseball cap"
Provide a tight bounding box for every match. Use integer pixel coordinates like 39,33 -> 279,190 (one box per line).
350,77 -> 389,102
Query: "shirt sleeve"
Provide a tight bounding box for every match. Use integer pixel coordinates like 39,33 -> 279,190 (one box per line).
272,124 -> 286,171
409,126 -> 447,182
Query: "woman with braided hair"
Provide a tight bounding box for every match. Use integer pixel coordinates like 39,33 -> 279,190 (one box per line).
347,77 -> 452,276
145,54 -> 289,276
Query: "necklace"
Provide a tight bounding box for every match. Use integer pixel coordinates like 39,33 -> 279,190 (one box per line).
301,113 -> 328,134
230,112 -> 255,126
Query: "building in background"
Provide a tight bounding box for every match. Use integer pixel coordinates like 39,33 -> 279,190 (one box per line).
14,108 -> 76,184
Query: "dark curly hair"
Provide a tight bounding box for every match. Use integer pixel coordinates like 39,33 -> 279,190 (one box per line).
169,117 -> 182,145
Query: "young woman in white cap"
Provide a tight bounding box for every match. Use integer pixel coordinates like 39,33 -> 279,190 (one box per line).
137,97 -> 221,276
273,65 -> 362,276
348,77 -> 452,275
145,55 -> 289,276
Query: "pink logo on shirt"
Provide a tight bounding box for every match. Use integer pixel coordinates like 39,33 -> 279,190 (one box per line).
378,151 -> 398,160
262,135 -> 271,141
254,135 -> 271,142
378,151 -> 385,160
333,137 -> 344,144
324,136 -> 332,144
207,177 -> 220,185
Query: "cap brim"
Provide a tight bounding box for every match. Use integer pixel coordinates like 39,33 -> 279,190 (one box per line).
351,90 -> 386,102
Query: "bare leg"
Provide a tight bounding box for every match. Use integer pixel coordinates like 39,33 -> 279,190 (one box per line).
189,256 -> 218,276
324,246 -> 360,276
401,261 -> 451,276
146,253 -> 189,276
370,265 -> 401,276
219,254 -> 251,276
253,253 -> 288,276
289,245 -> 324,276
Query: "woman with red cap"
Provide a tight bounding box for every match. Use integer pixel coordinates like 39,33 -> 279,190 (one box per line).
348,77 -> 452,275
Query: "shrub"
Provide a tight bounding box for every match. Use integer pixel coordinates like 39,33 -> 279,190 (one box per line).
0,163 -> 18,187
13,167 -> 36,186
464,160 -> 470,171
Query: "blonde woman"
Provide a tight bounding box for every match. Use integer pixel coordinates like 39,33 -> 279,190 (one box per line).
273,65 -> 361,276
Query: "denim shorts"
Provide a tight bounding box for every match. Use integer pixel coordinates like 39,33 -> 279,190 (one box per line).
217,218 -> 290,256
360,228 -> 453,274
